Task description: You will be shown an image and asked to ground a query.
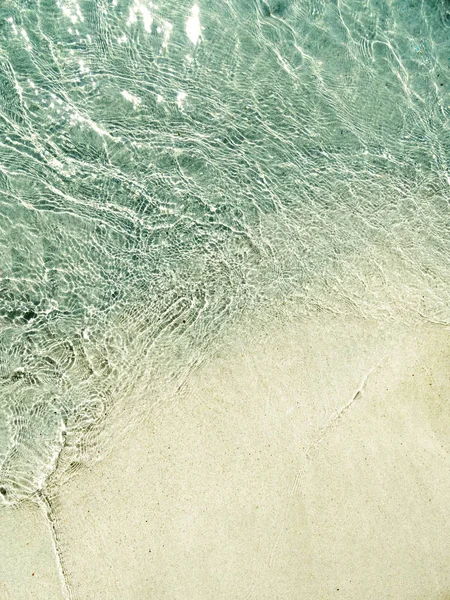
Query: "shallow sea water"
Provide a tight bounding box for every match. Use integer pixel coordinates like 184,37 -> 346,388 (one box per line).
0,0 -> 449,503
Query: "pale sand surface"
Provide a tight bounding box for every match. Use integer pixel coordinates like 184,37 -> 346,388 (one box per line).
0,501 -> 62,599
2,314 -> 450,599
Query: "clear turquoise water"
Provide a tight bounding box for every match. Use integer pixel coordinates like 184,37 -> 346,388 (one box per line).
0,0 -> 449,502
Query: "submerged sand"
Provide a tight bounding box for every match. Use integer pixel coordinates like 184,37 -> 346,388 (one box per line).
2,313 -> 450,599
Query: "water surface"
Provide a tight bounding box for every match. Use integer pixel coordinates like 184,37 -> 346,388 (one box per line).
0,0 -> 449,502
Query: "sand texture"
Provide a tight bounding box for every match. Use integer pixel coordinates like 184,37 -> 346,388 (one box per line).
2,315 -> 450,599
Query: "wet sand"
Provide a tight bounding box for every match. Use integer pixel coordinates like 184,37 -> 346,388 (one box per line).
2,313 -> 450,599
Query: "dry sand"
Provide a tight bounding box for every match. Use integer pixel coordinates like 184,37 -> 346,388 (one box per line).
2,313 -> 450,599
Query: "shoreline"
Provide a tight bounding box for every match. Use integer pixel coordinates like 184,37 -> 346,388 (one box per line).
2,312 -> 450,599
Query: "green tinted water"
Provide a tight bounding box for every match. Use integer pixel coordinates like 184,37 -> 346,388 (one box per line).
0,0 -> 449,502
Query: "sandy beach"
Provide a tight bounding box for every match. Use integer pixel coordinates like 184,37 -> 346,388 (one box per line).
2,312 -> 450,599
1,0 -> 450,597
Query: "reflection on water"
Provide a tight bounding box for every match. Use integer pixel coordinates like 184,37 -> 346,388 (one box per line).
0,0 -> 449,502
